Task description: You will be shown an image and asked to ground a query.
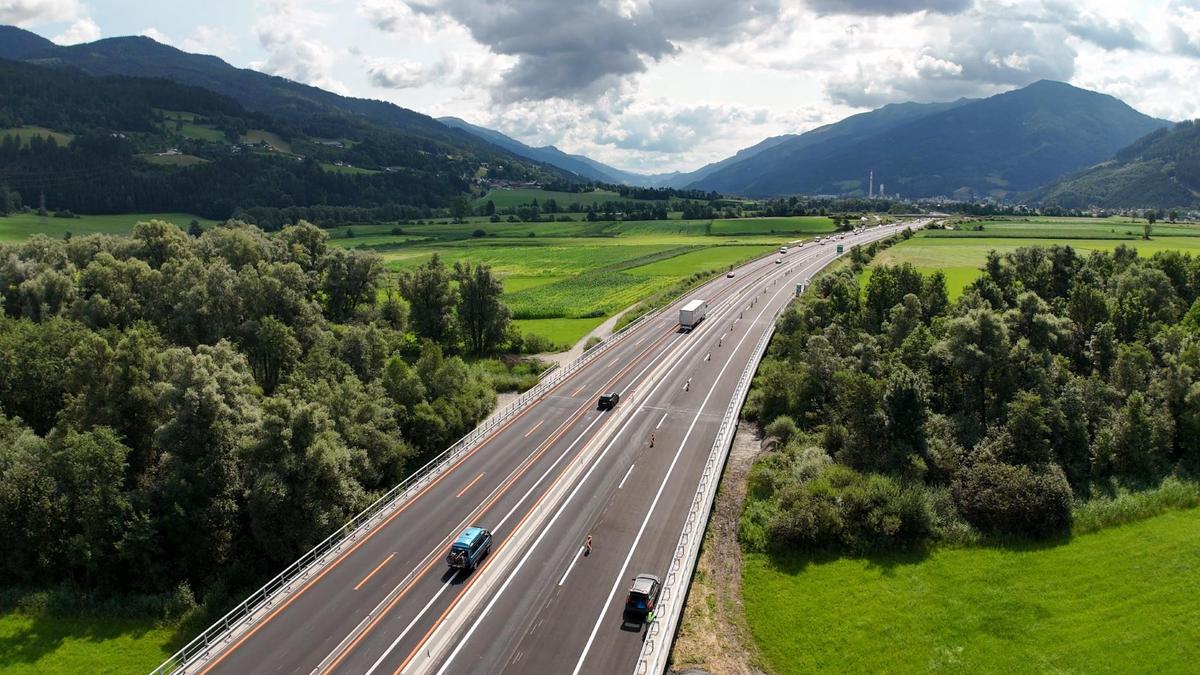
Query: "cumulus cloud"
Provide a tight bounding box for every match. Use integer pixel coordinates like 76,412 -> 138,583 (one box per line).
1167,0 -> 1200,57
366,54 -> 498,89
0,0 -> 81,25
251,0 -> 347,93
825,15 -> 1076,107
369,0 -> 784,101
805,0 -> 971,16
51,16 -> 99,44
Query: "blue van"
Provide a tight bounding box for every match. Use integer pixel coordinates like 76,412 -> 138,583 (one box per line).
446,526 -> 493,571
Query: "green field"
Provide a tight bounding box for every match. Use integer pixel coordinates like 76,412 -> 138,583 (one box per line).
473,188 -> 645,209
0,613 -> 179,674
0,126 -> 74,147
139,153 -> 208,167
710,216 -> 836,235
930,216 -> 1200,240
870,232 -> 1200,299
743,508 -> 1200,674
240,129 -> 292,154
0,212 -> 218,241
320,162 -> 380,175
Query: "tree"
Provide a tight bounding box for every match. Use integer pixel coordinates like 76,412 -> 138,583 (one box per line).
1004,391 -> 1052,466
398,254 -> 455,344
49,427 -> 132,583
240,316 -> 301,395
453,262 -> 510,354
322,248 -> 382,322
187,220 -> 203,238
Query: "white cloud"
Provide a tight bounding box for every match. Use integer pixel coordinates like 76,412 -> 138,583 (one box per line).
51,16 -> 99,44
0,0 -> 81,25
251,0 -> 347,93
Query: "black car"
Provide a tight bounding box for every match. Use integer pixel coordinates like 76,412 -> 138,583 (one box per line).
598,392 -> 620,410
624,573 -> 661,622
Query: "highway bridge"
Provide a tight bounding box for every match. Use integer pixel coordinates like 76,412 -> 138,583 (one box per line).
156,221 -> 917,675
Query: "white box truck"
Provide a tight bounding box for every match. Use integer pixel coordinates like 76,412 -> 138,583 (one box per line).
680,299 -> 707,330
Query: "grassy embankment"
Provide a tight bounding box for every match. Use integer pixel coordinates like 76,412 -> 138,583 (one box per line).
743,506 -> 1200,674
0,613 -> 182,675
864,217 -> 1200,299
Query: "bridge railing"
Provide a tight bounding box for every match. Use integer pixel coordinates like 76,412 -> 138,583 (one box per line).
152,309 -> 660,674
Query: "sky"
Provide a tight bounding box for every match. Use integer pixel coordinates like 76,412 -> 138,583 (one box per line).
3,0 -> 1199,174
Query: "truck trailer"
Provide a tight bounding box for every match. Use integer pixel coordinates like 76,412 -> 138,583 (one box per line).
679,299 -> 707,330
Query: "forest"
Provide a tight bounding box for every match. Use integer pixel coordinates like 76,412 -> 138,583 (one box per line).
0,221 -> 516,608
743,238 -> 1200,553
0,57 -> 562,220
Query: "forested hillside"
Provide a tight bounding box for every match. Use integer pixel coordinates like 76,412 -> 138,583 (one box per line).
0,222 -> 507,602
1037,120 -> 1200,209
691,81 -> 1167,199
0,54 -> 563,220
743,238 -> 1200,553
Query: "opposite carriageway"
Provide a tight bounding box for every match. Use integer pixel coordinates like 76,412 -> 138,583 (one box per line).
157,222 -> 915,675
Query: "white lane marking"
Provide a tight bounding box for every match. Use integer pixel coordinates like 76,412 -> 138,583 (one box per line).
617,463 -> 636,490
570,241 -> 827,675
656,411 -> 668,429
363,575 -> 455,675
523,419 -> 544,438
558,546 -> 587,587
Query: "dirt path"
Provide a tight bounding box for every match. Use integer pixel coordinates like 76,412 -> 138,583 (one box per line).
668,422 -> 766,675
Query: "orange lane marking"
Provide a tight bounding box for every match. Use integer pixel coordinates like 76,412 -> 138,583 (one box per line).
455,473 -> 486,499
353,553 -> 395,592
570,384 -> 587,397
523,419 -> 544,439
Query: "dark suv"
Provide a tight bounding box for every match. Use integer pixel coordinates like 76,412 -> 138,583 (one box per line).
597,392 -> 620,410
624,573 -> 661,622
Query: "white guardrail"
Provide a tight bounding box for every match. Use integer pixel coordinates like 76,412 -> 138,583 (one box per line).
152,308 -> 661,674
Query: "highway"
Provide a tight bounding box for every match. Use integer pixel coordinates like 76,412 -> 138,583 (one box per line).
183,221 -> 913,675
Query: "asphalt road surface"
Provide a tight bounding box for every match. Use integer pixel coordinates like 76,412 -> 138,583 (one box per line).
191,222 -> 915,675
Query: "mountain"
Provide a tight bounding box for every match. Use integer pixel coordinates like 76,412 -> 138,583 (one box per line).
439,116 -> 636,184
0,26 -> 571,189
688,81 -> 1170,199
1035,121 -> 1200,209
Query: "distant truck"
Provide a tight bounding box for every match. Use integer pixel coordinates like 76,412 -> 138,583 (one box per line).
680,299 -> 707,330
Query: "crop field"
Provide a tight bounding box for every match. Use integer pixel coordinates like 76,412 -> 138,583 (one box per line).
710,216 -> 837,235
0,212 -> 218,241
742,508 -> 1200,674
0,126 -> 74,147
869,232 -> 1200,299
320,162 -> 380,175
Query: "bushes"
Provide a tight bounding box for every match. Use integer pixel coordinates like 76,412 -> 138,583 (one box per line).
745,461 -> 932,554
952,461 -> 1073,537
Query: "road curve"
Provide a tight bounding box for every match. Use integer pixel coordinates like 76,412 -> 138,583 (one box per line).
179,222 -> 913,675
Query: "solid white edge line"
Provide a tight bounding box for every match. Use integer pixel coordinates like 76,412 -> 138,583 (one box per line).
364,577 -> 454,675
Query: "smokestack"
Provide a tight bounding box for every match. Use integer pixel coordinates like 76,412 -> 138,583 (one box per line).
869,170 -> 874,198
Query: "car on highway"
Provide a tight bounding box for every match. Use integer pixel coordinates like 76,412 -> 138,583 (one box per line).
726,271 -> 735,278
446,526 -> 492,571
598,391 -> 620,410
624,573 -> 661,623
775,258 -> 783,264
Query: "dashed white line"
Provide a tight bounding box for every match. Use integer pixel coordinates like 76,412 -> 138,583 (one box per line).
558,545 -> 587,586
617,463 -> 636,490
656,411 -> 668,429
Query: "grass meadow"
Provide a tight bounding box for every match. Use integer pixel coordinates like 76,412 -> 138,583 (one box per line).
743,507 -> 1200,674
0,212 -> 218,242
867,219 -> 1200,299
0,612 -> 181,674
